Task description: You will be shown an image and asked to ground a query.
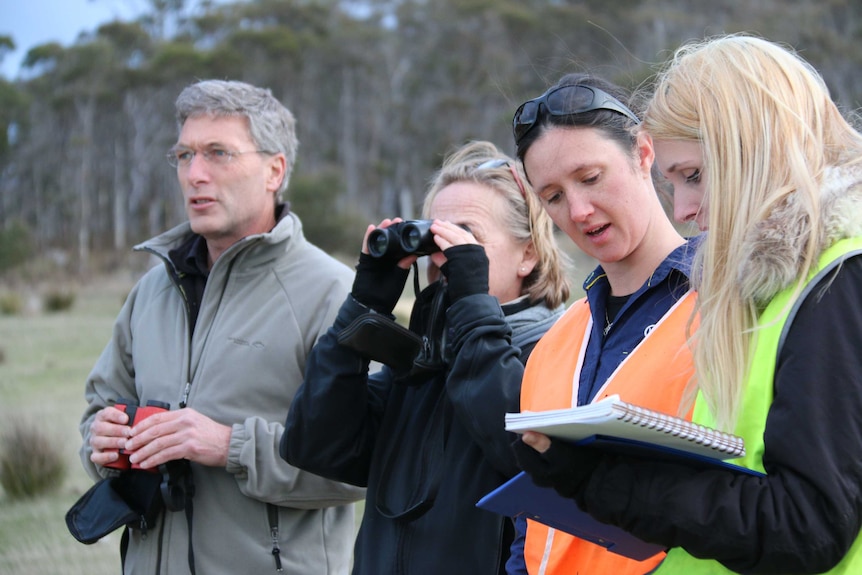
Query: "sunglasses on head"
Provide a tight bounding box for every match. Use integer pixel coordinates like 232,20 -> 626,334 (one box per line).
474,158 -> 528,198
512,84 -> 640,144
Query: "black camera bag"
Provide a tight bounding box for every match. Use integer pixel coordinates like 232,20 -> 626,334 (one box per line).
65,470 -> 164,544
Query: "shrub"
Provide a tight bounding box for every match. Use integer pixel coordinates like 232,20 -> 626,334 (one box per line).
0,292 -> 22,315
43,290 -> 75,312
0,420 -> 67,499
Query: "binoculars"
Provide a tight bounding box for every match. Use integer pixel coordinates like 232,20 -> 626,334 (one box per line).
367,219 -> 440,261
104,398 -> 170,472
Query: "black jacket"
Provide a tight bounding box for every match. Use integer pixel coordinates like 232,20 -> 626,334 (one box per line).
281,282 -> 559,574
579,255 -> 862,574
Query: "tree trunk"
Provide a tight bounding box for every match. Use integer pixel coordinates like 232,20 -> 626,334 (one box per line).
75,96 -> 96,276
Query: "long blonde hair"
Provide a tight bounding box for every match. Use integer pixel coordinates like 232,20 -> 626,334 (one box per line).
644,34 -> 862,430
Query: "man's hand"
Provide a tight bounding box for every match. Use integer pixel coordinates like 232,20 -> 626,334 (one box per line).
124,408 -> 232,469
88,405 -> 133,466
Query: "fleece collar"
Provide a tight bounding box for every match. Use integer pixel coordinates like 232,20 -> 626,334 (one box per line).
738,164 -> 862,304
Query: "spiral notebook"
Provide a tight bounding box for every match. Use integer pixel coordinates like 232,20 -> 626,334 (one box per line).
505,394 -> 745,460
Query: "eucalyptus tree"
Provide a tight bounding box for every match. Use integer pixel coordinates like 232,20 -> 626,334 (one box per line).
0,35 -> 26,160
0,74 -> 27,240
16,28 -> 154,272
4,0 -> 862,275
90,21 -> 164,252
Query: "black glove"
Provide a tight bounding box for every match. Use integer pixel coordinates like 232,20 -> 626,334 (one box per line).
351,252 -> 411,315
511,436 -> 603,503
440,244 -> 489,303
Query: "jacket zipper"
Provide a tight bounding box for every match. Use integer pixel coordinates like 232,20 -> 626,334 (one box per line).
180,381 -> 192,409
146,248 -> 195,408
267,503 -> 284,571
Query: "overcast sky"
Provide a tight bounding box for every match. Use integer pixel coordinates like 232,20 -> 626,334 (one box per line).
1,0 -> 149,79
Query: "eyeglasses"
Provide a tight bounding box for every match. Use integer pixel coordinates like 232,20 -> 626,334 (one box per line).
512,84 -> 640,144
475,158 -> 528,198
166,146 -> 273,168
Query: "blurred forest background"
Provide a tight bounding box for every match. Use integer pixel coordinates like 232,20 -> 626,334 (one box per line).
0,2 -> 860,571
1,0 -> 861,278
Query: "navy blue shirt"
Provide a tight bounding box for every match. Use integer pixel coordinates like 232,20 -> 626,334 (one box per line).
577,235 -> 700,406
506,235 -> 702,575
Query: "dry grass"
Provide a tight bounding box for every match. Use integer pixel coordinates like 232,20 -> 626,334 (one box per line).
0,273 -> 132,575
0,419 -> 68,499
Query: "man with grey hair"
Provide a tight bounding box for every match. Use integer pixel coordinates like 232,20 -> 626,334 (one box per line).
78,79 -> 362,574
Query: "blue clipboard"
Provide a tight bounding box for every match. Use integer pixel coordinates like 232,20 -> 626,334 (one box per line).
476,471 -> 665,560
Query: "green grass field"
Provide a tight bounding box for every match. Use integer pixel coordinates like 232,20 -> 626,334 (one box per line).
0,274 -> 133,574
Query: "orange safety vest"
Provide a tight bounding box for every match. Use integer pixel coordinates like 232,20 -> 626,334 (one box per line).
520,291 -> 698,575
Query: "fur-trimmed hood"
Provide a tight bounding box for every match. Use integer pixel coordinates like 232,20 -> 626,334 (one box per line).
738,164 -> 862,305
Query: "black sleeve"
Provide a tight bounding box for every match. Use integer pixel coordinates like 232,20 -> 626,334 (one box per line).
580,255 -> 862,574
440,244 -> 490,303
280,296 -> 392,487
445,294 -> 524,478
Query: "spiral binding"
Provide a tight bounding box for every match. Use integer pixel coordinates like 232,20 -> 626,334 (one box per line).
615,403 -> 744,456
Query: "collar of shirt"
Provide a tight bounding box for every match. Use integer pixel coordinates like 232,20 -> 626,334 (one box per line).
577,235 -> 700,406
